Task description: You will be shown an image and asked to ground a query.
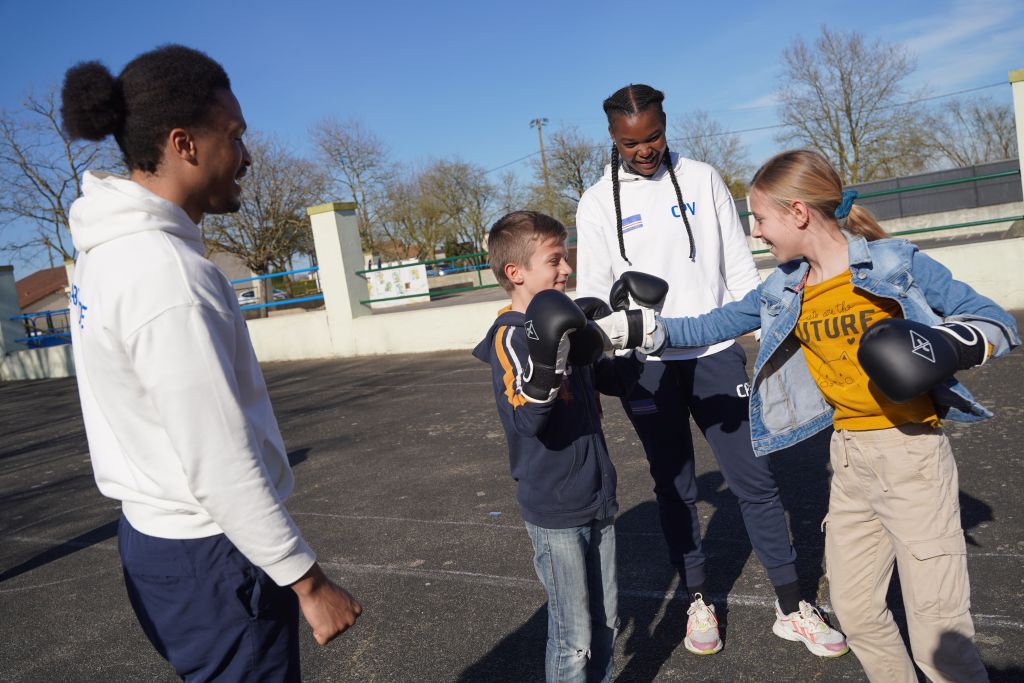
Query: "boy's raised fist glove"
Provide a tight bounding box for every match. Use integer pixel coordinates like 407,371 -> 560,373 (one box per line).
522,289 -> 586,403
592,272 -> 669,355
858,318 -> 990,404
567,297 -> 614,365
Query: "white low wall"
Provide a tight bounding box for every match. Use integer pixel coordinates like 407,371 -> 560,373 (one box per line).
351,299 -> 502,356
246,309 -> 335,361
880,202 -> 1022,236
0,344 -> 75,381
5,237 -> 1023,376
926,237 -> 1024,309
245,236 -> 1024,363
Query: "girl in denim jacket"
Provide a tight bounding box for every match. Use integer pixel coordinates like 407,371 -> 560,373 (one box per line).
652,149 -> 1019,682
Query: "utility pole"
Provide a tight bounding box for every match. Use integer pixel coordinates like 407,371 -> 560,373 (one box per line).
530,117 -> 553,215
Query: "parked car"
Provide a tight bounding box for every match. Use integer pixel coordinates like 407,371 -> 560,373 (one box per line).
236,288 -> 288,306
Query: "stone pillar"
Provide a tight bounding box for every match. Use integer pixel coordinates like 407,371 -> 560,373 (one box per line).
64,258 -> 76,298
0,265 -> 24,356
1011,68 -> 1024,199
306,202 -> 370,355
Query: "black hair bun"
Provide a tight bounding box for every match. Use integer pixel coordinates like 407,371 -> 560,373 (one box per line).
60,61 -> 124,141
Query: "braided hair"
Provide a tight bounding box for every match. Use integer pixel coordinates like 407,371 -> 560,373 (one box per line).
603,84 -> 695,264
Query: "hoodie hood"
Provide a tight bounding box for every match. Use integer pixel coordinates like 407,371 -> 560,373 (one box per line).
70,171 -> 202,254
599,150 -> 682,184
472,306 -> 521,363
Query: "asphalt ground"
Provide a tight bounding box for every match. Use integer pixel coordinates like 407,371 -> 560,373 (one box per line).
2,315 -> 1023,682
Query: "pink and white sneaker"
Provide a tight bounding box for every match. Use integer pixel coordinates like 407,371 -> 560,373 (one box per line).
772,600 -> 849,657
685,593 -> 723,655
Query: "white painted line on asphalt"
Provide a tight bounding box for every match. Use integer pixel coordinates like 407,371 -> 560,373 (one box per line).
0,566 -> 120,594
2,534 -> 1021,630
1,533 -> 118,551
296,368 -> 484,376
319,558 -> 1024,630
288,382 -> 491,391
3,501 -> 116,535
293,510 -> 525,530
291,511 -> 1024,552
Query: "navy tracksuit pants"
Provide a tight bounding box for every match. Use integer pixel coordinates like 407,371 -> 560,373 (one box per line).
621,343 -> 799,590
118,516 -> 301,682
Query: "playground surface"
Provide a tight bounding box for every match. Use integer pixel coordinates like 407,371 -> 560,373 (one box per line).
2,318 -> 1023,682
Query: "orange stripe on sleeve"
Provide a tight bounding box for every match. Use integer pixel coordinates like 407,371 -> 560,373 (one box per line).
495,325 -> 528,409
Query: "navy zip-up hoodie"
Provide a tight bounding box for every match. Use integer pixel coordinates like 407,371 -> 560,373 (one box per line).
472,306 -> 639,529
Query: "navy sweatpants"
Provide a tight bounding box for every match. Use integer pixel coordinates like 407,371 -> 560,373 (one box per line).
621,344 -> 798,590
118,516 -> 301,682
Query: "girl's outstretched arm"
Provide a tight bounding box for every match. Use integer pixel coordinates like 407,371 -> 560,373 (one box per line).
912,249 -> 1020,358
657,286 -> 763,350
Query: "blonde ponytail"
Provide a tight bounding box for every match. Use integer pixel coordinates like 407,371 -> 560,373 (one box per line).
751,150 -> 887,241
844,204 -> 886,241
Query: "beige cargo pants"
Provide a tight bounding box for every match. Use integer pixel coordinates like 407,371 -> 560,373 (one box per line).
825,425 -> 988,682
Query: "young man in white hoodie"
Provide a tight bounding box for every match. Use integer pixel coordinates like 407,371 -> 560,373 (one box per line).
60,45 -> 360,681
575,84 -> 848,659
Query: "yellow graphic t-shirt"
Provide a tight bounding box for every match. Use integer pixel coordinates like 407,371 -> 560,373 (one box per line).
795,272 -> 939,431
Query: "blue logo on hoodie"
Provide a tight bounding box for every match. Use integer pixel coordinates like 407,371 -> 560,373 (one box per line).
70,284 -> 88,330
671,203 -> 696,218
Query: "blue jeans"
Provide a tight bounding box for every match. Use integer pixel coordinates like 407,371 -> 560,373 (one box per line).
525,517 -> 618,683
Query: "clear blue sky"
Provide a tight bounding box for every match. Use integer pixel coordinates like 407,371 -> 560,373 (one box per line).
2,0 -> 1022,275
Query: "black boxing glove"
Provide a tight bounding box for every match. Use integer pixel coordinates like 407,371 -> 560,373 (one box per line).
574,297 -> 613,321
933,321 -> 992,369
593,272 -> 669,353
522,289 -> 587,403
858,318 -> 989,404
567,322 -> 606,366
567,297 -> 615,364
608,271 -> 669,313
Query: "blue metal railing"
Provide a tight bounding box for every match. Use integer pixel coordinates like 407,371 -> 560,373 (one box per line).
230,266 -> 325,311
10,309 -> 72,347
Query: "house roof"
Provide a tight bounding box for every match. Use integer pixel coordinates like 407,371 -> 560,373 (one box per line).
16,266 -> 68,310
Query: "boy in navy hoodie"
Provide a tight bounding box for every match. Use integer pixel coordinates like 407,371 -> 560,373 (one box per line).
472,211 -> 642,683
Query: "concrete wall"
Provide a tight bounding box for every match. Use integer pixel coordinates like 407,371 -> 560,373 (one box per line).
0,344 -> 75,381
878,202 -> 1023,238
0,266 -> 23,357
246,309 -> 335,361
244,232 -> 1024,363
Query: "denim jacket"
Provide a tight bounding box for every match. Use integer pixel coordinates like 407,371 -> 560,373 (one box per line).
658,234 -> 1020,456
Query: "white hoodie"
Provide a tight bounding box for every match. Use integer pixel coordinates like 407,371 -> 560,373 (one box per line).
575,152 -> 761,361
68,171 -> 315,586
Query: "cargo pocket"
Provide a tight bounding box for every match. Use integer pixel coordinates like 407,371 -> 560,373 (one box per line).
903,530 -> 970,619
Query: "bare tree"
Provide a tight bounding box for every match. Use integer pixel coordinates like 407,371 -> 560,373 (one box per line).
776,27 -> 931,183
376,171 -> 449,261
311,117 -> 394,252
529,126 -> 604,225
546,127 -> 605,203
494,170 -> 527,217
0,90 -> 117,270
204,133 -> 327,315
672,110 -> 752,196
419,159 -> 495,253
928,96 -> 1018,167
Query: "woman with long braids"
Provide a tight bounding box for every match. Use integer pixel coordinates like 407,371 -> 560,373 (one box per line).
575,84 -> 848,658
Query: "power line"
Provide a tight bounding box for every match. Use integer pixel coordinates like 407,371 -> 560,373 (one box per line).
483,82 -> 1006,174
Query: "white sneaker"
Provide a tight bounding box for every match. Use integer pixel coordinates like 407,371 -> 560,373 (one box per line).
772,600 -> 849,657
685,593 -> 723,655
